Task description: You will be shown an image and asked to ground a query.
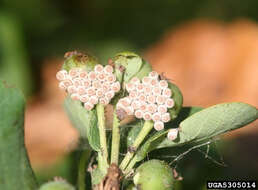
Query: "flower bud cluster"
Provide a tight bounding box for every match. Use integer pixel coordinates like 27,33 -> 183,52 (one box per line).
56,64 -> 120,110
117,71 -> 175,131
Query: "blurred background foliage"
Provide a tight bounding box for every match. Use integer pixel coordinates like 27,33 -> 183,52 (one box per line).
0,1 -> 257,189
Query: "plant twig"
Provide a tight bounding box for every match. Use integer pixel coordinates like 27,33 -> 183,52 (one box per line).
119,120 -> 153,171
78,149 -> 91,190
110,108 -> 121,164
96,104 -> 109,173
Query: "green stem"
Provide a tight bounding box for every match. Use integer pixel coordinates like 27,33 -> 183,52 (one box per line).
110,108 -> 121,164
124,155 -> 138,174
119,120 -> 153,171
78,149 -> 91,190
96,104 -> 109,172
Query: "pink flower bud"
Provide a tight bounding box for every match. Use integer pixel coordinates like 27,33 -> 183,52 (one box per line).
92,81 -> 102,89
163,88 -> 172,97
154,121 -> 164,131
147,95 -> 156,104
79,70 -> 88,78
56,70 -> 68,81
156,95 -> 166,105
102,84 -> 110,93
67,85 -> 77,94
80,95 -> 89,103
161,113 -> 171,123
147,104 -> 157,114
131,100 -> 141,110
165,98 -> 174,108
89,96 -> 98,105
142,76 -> 151,85
97,73 -> 106,81
152,86 -> 162,95
87,87 -> 96,96
130,77 -> 140,84
126,82 -> 135,92
88,71 -> 97,80
129,90 -> 138,99
138,93 -> 146,102
143,85 -> 152,94
69,68 -> 81,78
84,102 -> 94,110
105,91 -> 115,100
106,74 -> 116,83
63,79 -> 73,87
136,83 -> 144,92
96,89 -> 104,98
71,93 -> 80,101
152,112 -> 161,122
119,97 -> 131,107
94,64 -> 104,73
143,112 -> 152,121
135,110 -> 143,119
125,106 -> 134,115
139,103 -> 147,112
77,86 -> 86,95
73,78 -> 82,87
58,81 -> 67,90
111,81 -> 121,93
167,128 -> 178,141
150,79 -> 158,86
99,97 -> 109,105
159,80 -> 168,89
148,71 -> 159,79
82,79 -> 91,88
157,105 -> 167,114
104,65 -> 113,73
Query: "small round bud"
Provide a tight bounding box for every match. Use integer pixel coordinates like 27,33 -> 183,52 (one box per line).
129,90 -> 138,99
67,86 -> 77,94
77,86 -> 86,95
84,102 -> 94,110
143,112 -> 152,121
89,96 -> 98,105
120,97 -> 131,107
94,64 -> 104,73
157,105 -> 167,114
99,97 -> 109,105
130,77 -> 140,84
82,79 -> 91,88
136,83 -> 144,92
69,68 -> 81,78
131,100 -> 141,110
139,103 -> 147,112
86,87 -> 96,96
150,78 -> 158,86
154,121 -> 164,131
147,104 -> 157,114
156,96 -> 166,105
58,81 -> 67,90
163,88 -> 172,98
165,98 -> 174,108
125,83 -> 135,92
148,71 -> 159,79
142,76 -> 151,85
161,113 -> 171,123
72,78 -> 82,87
167,128 -> 178,141
56,70 -> 68,81
63,79 -> 73,88
71,93 -> 80,101
97,73 -> 106,81
143,85 -> 152,94
92,81 -> 102,89
152,112 -> 161,122
104,65 -> 114,73
138,93 -> 146,102
79,70 -> 88,78
111,81 -> 121,93
88,71 -> 97,80
159,80 -> 168,89
80,95 -> 89,103
102,84 -> 110,93
96,89 -> 104,98
106,74 -> 116,83
106,91 -> 115,100
135,110 -> 143,119
147,95 -> 156,104
152,86 -> 162,95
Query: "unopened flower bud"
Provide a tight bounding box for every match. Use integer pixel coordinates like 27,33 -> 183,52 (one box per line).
167,128 -> 178,141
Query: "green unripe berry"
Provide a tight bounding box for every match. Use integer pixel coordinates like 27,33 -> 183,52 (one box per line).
62,51 -> 98,72
133,160 -> 174,190
39,180 -> 75,190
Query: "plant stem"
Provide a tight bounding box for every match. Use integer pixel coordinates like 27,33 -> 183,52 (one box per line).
119,120 -> 153,171
78,150 -> 91,190
96,104 -> 109,172
110,108 -> 120,164
124,155 -> 137,174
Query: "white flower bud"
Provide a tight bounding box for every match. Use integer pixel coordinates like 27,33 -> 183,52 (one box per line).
148,71 -> 159,79
71,93 -> 80,101
88,71 -> 97,80
84,102 -> 94,110
77,86 -> 86,95
94,64 -> 104,73
56,70 -> 68,81
161,113 -> 171,123
165,98 -> 174,108
69,68 -> 81,78
167,128 -> 178,141
157,105 -> 167,114
79,95 -> 89,103
58,81 -> 67,90
104,65 -> 113,74
79,70 -> 88,78
135,110 -> 143,119
67,85 -> 77,94
154,121 -> 164,131
143,112 -> 152,121
159,80 -> 168,89
163,88 -> 172,98
152,112 -> 161,122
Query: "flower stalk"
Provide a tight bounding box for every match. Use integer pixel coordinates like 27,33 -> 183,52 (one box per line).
110,108 -> 121,164
120,120 -> 154,171
96,104 -> 109,172
78,150 -> 91,190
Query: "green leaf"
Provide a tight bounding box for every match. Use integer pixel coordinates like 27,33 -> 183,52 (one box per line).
0,81 -> 38,189
64,97 -> 100,151
157,102 -> 258,149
